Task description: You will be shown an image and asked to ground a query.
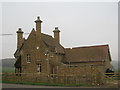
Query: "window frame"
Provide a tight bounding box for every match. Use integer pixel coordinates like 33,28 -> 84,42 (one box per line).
37,64 -> 42,72
26,54 -> 31,63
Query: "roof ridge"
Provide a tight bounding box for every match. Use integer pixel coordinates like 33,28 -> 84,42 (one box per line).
41,33 -> 53,38
66,44 -> 109,50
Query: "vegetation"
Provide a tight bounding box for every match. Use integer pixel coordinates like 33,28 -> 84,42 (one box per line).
2,58 -> 15,73
2,67 -> 14,73
2,80 -> 92,87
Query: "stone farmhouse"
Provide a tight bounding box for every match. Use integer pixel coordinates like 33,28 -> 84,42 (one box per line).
14,17 -> 113,84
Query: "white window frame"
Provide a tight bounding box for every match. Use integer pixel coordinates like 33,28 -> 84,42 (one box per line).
37,64 -> 42,72
26,54 -> 31,63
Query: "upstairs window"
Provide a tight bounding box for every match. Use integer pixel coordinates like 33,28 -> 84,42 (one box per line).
26,54 -> 31,63
37,64 -> 42,72
50,53 -> 54,57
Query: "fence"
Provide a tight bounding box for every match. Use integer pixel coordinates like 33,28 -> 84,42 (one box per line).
105,73 -> 120,80
2,72 -> 106,86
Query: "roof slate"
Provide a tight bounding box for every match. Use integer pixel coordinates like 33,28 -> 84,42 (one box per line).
64,45 -> 111,62
41,33 -> 65,54
14,56 -> 21,68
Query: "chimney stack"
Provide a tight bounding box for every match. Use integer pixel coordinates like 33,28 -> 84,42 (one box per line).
53,27 -> 60,44
16,28 -> 23,49
35,16 -> 42,38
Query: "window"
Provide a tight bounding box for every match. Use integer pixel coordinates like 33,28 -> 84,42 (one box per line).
26,54 -> 31,63
50,53 -> 53,57
37,64 -> 42,72
51,65 -> 56,74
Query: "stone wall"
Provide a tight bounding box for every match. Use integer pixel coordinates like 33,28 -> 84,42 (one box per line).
9,64 -> 106,85
2,72 -> 106,85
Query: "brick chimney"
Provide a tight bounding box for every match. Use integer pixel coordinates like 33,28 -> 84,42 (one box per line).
16,28 -> 23,49
35,16 -> 42,38
53,27 -> 60,44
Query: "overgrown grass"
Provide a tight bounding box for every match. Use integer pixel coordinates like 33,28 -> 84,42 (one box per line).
2,80 -> 92,87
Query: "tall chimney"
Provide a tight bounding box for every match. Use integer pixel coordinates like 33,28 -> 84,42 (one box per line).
16,28 -> 23,49
53,27 -> 60,44
34,16 -> 42,38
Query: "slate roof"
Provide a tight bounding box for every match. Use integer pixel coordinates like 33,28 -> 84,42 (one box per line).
14,38 -> 26,57
41,33 -> 65,54
41,33 -> 55,47
64,45 -> 111,63
14,56 -> 21,68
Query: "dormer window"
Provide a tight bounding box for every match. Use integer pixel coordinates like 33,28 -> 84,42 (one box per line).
26,54 -> 31,63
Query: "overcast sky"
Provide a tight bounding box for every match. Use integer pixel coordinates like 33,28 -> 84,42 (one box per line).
1,2 -> 118,61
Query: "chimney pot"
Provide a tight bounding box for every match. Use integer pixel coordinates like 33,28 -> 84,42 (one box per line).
53,27 -> 60,32
55,27 -> 58,30
17,28 -> 23,33
37,16 -> 40,20
35,16 -> 42,23
19,28 -> 21,30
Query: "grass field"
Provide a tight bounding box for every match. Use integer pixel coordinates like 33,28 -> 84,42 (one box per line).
2,68 -> 14,73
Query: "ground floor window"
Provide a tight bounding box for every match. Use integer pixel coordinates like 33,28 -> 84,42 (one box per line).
37,64 -> 42,72
50,65 -> 57,74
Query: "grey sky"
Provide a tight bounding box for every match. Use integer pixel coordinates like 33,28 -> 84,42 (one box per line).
1,2 -> 118,61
